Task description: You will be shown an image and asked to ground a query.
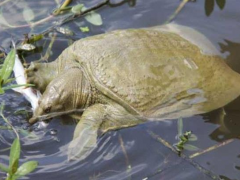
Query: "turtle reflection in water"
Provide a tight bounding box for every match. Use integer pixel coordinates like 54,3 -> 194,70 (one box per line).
25,24 -> 240,160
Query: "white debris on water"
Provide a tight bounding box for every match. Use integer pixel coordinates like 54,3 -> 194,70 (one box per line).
12,51 -> 48,128
13,53 -> 39,110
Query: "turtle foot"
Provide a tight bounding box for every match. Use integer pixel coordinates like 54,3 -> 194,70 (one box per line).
25,62 -> 55,92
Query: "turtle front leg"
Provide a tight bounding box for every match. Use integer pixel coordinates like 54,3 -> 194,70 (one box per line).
25,62 -> 59,93
68,104 -> 106,161
68,103 -> 144,161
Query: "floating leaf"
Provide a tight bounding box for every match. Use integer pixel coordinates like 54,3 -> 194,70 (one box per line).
28,34 -> 43,44
9,139 -> 20,175
205,0 -> 214,16
189,134 -> 198,141
183,144 -> 199,151
13,161 -> 38,179
80,26 -> 90,32
17,44 -> 36,51
0,163 -> 9,173
82,7 -> 103,26
71,4 -> 84,14
56,27 -> 74,36
216,0 -> 226,10
0,49 -> 16,84
23,8 -> 35,22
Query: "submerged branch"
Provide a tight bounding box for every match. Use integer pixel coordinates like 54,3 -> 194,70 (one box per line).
36,108 -> 85,121
189,139 -> 234,159
147,130 -> 221,180
165,0 -> 192,24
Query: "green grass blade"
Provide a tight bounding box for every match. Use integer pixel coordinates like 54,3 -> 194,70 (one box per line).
0,163 -> 9,173
183,144 -> 200,151
14,161 -> 38,178
0,49 -> 16,84
2,83 -> 34,90
9,139 -> 20,175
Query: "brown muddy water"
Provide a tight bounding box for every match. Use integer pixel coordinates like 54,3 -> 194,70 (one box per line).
0,0 -> 240,180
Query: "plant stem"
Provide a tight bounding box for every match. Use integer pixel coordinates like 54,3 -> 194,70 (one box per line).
165,0 -> 190,24
0,106 -> 19,139
189,139 -> 234,159
53,0 -> 72,15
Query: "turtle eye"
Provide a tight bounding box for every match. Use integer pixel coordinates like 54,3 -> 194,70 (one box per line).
45,106 -> 51,113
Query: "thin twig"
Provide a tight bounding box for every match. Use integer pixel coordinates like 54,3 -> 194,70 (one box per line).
53,0 -> 72,15
1,0 -> 110,31
59,0 -> 110,26
147,130 -> 221,180
165,0 -> 190,24
36,108 -> 85,121
38,33 -> 57,62
189,139 -> 234,159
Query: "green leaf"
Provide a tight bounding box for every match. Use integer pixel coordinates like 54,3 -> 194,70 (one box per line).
0,49 -> 16,84
2,83 -> 34,90
17,44 -> 36,51
23,8 -> 35,22
0,87 -> 4,94
189,134 -> 198,141
205,0 -> 215,16
177,118 -> 183,137
14,161 -> 38,178
56,27 -> 74,36
183,144 -> 199,151
83,7 -> 103,26
71,4 -> 84,14
3,78 -> 15,85
80,26 -> 90,32
0,163 -> 9,173
28,34 -> 43,44
9,139 -> 20,174
216,0 -> 226,10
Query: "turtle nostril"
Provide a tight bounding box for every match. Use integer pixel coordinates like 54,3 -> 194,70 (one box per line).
45,106 -> 51,113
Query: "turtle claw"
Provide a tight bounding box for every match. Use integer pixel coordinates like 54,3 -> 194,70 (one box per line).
25,62 -> 47,92
25,62 -> 57,92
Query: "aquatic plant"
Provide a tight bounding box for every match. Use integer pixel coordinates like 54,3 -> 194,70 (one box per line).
175,118 -> 199,155
0,139 -> 38,180
0,49 -> 33,94
0,103 -> 38,180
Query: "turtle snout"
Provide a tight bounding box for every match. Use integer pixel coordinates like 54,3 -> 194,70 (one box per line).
29,116 -> 39,125
28,106 -> 45,125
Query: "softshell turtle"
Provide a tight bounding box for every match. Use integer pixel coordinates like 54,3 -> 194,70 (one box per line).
25,24 -> 240,160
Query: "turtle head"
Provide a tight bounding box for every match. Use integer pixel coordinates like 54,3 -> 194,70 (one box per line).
29,68 -> 91,125
29,81 -> 64,124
